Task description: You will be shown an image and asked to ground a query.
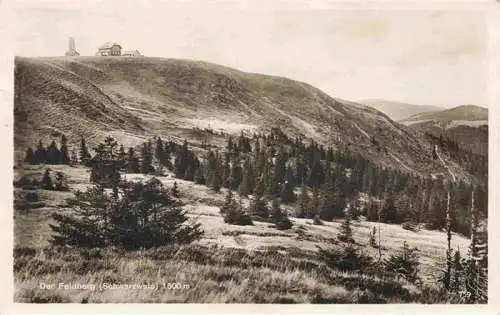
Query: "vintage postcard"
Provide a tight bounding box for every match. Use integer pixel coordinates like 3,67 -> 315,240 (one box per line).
2,0 -> 498,313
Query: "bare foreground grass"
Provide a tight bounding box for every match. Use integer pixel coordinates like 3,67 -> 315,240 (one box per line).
14,165 -> 469,303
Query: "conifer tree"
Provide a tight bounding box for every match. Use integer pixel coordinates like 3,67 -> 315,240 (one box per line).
211,168 -> 222,192
41,169 -> 53,190
89,136 -> 121,198
194,163 -> 206,185
34,140 -> 47,164
60,135 -> 70,164
50,178 -> 203,249
280,179 -> 296,204
220,189 -> 236,215
238,156 -> 255,197
249,196 -> 269,218
54,171 -> 69,191
308,186 -> 320,219
171,181 -> 180,198
46,140 -> 61,164
221,153 -> 231,189
271,198 -> 292,230
229,158 -> 243,190
221,190 -> 252,225
451,248 -> 463,293
24,147 -> 35,164
308,159 -> 325,188
238,131 -> 252,153
296,185 -> 310,218
183,156 -> 197,181
384,241 -> 420,283
369,226 -> 377,247
380,195 -> 400,224
79,137 -> 92,166
141,142 -> 154,174
338,204 -> 354,243
117,144 -> 126,170
126,148 -> 140,173
155,137 -> 164,163
71,149 -> 78,166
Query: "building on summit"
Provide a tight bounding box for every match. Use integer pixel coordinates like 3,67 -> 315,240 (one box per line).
96,42 -> 122,56
122,49 -> 143,57
65,37 -> 80,56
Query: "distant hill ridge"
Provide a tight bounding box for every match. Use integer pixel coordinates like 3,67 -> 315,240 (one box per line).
359,99 -> 443,121
402,105 -> 488,123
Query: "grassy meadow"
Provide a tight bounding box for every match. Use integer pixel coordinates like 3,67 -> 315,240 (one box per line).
14,164 -> 470,303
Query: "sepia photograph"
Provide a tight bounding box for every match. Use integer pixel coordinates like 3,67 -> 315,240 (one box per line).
9,0 -> 493,306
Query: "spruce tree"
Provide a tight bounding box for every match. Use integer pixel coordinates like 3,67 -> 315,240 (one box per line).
308,186 -> 320,219
194,163 -> 206,185
384,241 -> 420,283
141,142 -> 154,174
155,137 -> 164,164
117,144 -> 126,170
211,168 -> 222,192
54,171 -> 69,191
50,178 -> 203,249
89,136 -> 121,198
280,180 -> 296,204
271,198 -> 292,230
46,140 -> 61,164
171,181 -> 180,198
220,189 -> 236,215
34,140 -> 47,164
50,185 -> 109,247
60,135 -> 70,164
126,148 -> 140,173
222,190 -> 252,225
205,149 -> 217,185
249,196 -> 269,219
41,169 -> 53,190
71,149 -> 78,166
296,185 -> 310,218
238,156 -> 255,197
79,137 -> 92,166
308,159 -> 325,188
451,248 -> 463,293
338,204 -> 354,243
24,147 -> 35,164
229,158 -> 243,190
221,153 -> 231,189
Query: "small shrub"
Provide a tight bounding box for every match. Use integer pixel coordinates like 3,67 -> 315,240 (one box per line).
384,241 -> 420,283
271,198 -> 293,230
224,209 -> 253,226
402,222 -> 420,232
312,214 -> 323,225
317,244 -> 375,273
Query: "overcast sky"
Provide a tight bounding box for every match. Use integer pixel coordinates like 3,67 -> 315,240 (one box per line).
14,3 -> 492,107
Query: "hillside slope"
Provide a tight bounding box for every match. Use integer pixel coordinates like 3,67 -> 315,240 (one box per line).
14,56 -> 481,183
359,99 -> 443,121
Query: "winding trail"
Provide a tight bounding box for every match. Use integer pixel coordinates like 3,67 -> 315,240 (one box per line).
434,145 -> 456,183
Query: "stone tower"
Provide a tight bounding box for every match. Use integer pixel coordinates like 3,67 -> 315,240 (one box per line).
65,37 -> 80,56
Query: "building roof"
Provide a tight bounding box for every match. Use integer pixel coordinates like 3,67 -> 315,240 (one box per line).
99,42 -> 122,50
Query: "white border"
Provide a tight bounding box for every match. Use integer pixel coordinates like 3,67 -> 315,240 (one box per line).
1,0 -> 498,314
